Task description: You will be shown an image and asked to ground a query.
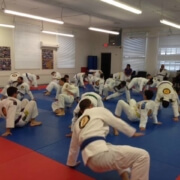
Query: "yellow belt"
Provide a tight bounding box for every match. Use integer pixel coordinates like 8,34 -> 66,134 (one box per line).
134,107 -> 140,118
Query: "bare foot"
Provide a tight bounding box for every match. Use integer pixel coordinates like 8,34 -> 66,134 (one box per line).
155,122 -> 162,125
113,128 -> 119,136
140,127 -> 146,131
103,97 -> 107,101
173,117 -> 179,122
30,121 -> 42,127
65,133 -> 72,137
44,91 -> 50,96
120,171 -> 130,180
56,110 -> 65,116
55,109 -> 61,114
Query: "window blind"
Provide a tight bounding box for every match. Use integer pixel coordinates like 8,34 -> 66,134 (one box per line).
14,23 -> 41,69
57,36 -> 75,68
122,33 -> 147,71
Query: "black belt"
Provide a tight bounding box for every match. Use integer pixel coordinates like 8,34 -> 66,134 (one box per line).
15,115 -> 22,124
15,108 -> 25,124
80,136 -> 105,151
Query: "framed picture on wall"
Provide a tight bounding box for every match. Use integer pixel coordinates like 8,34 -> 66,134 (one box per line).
0,47 -> 10,58
0,47 -> 11,71
42,48 -> 54,69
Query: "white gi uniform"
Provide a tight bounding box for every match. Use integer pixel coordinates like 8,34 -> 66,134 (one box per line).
156,68 -> 169,81
52,83 -> 76,111
115,99 -> 158,128
0,97 -> 38,128
93,77 -> 105,95
67,107 -> 150,180
71,92 -> 104,131
46,72 -> 61,96
105,85 -> 130,103
16,82 -> 34,100
154,81 -> 179,118
103,78 -> 116,97
89,69 -> 102,78
128,77 -> 149,93
22,73 -> 38,88
113,72 -> 123,86
1,72 -> 20,97
73,73 -> 85,87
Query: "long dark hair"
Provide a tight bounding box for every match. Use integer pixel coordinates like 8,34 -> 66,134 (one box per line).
78,99 -> 91,117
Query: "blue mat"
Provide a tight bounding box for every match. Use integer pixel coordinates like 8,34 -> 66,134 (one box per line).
0,85 -> 180,180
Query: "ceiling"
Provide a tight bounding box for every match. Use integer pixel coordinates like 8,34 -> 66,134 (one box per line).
2,0 -> 180,30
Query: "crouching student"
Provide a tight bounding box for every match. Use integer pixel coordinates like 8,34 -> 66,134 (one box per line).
67,99 -> 150,180
154,81 -> 179,121
114,90 -> 161,134
0,87 -> 42,137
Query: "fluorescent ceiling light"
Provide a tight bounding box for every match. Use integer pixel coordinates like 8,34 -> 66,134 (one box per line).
101,0 -> 142,14
88,27 -> 119,35
160,19 -> 180,29
0,24 -> 15,28
4,9 -> 64,25
42,30 -> 74,37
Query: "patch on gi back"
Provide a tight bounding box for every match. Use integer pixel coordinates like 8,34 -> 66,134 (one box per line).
79,115 -> 90,129
163,88 -> 171,94
12,74 -> 17,77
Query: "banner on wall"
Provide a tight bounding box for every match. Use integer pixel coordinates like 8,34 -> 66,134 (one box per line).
0,47 -> 11,70
42,49 -> 53,69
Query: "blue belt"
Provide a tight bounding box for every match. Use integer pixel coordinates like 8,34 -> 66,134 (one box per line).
80,136 -> 105,151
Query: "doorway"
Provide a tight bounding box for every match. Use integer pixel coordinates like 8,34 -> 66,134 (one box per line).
101,53 -> 111,80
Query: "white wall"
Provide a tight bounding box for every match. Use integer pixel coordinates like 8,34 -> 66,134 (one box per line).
0,13 -> 92,86
0,13 -> 177,87
90,32 -> 123,73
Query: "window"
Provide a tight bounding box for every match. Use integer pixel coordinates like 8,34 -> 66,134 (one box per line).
57,36 -> 75,68
122,33 -> 147,71
158,36 -> 180,72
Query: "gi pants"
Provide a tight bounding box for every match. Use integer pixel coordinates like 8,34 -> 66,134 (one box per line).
115,99 -> 139,121
16,99 -> 38,127
87,144 -> 150,180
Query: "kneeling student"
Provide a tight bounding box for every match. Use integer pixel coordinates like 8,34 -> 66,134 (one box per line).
115,90 -> 161,134
0,87 -> 42,137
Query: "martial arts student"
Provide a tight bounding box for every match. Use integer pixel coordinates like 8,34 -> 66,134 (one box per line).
52,78 -> 76,116
1,72 -> 20,99
128,74 -> 152,93
154,81 -> 179,121
92,74 -> 105,95
113,71 -> 123,86
73,72 -> 88,88
88,69 -> 103,78
88,69 -> 103,85
66,92 -> 104,137
44,71 -> 61,96
0,87 -> 42,137
62,74 -> 80,102
156,64 -> 169,81
103,81 -> 130,103
66,99 -> 150,180
16,76 -> 34,100
102,74 -> 116,97
114,90 -> 161,134
22,73 -> 40,88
